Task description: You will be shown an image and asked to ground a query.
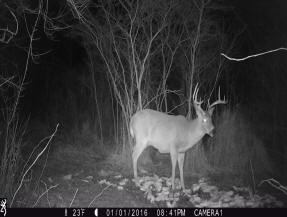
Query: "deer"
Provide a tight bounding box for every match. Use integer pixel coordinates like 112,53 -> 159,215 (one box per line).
130,84 -> 227,190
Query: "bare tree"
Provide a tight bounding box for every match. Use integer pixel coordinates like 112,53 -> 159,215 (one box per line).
0,0 -> 58,203
64,0 -> 237,164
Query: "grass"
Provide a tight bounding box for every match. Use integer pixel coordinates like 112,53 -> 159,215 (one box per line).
208,109 -> 272,180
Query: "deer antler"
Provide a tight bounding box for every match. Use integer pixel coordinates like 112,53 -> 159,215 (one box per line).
208,86 -> 227,109
193,83 -> 203,106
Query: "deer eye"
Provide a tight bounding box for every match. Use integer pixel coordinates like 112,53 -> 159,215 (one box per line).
203,118 -> 207,122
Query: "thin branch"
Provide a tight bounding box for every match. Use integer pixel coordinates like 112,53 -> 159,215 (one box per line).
69,188 -> 79,207
88,184 -> 111,207
0,76 -> 18,88
259,178 -> 287,196
10,124 -> 59,207
0,4 -> 19,44
20,132 -> 52,182
33,182 -> 59,207
221,47 -> 287,62
8,0 -> 42,127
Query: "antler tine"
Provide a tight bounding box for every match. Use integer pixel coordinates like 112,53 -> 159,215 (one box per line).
193,83 -> 203,105
192,83 -> 198,101
209,86 -> 227,108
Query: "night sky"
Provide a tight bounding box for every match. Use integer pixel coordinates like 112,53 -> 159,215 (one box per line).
232,0 -> 287,48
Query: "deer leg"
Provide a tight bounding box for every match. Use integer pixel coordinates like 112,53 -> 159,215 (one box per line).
132,141 -> 147,179
170,148 -> 178,190
178,152 -> 185,190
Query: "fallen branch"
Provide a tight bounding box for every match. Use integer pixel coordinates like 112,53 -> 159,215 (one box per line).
88,184 -> 111,207
259,178 -> 287,196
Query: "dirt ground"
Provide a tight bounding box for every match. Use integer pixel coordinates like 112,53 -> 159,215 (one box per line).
21,144 -> 286,208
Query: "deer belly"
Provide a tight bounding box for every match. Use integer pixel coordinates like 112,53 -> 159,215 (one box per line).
177,142 -> 196,152
150,142 -> 170,153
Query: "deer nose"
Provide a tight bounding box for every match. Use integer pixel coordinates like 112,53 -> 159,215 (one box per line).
208,126 -> 214,137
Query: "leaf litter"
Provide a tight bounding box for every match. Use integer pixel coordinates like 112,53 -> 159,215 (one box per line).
97,173 -> 284,207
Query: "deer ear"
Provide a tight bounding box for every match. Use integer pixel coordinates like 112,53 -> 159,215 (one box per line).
208,107 -> 215,116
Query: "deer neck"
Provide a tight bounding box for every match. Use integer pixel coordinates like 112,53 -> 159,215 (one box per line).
187,117 -> 206,144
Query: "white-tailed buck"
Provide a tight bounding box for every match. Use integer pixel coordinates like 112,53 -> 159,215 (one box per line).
130,84 -> 227,190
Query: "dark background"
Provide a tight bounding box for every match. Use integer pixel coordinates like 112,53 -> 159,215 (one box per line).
19,0 -> 287,117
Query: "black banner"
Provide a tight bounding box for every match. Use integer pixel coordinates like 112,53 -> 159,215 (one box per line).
1,208 -> 286,217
